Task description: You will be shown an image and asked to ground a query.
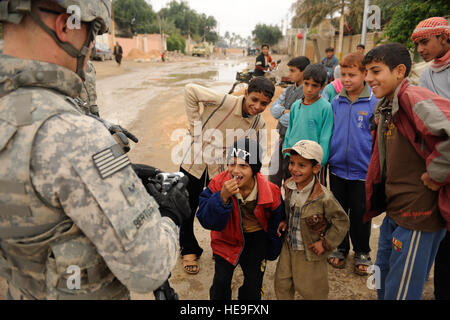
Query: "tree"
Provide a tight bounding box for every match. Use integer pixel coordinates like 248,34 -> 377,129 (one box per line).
383,0 -> 450,49
290,0 -> 395,34
224,31 -> 231,46
160,0 -> 219,44
166,33 -> 186,53
291,0 -> 341,28
252,24 -> 283,47
113,0 -> 159,36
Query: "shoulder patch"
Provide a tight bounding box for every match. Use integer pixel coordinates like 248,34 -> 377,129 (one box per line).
93,144 -> 131,179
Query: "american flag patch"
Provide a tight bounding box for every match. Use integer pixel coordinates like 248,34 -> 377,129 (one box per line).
93,144 -> 131,179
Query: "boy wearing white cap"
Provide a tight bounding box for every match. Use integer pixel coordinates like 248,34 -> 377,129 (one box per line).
274,140 -> 349,299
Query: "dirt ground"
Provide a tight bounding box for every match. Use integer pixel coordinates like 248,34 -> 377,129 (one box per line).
0,53 -> 436,300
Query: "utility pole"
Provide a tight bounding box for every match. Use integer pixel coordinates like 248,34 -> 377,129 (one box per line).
361,0 -> 370,46
301,24 -> 308,56
111,0 -> 115,46
161,10 -> 166,51
187,22 -> 191,54
337,0 -> 345,61
294,27 -> 299,57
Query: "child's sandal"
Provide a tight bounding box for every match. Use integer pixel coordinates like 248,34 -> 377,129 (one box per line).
182,254 -> 200,275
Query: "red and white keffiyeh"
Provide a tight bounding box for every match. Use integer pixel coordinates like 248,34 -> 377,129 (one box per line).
411,17 -> 450,72
411,17 -> 450,43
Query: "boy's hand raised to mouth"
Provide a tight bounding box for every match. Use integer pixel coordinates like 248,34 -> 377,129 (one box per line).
220,177 -> 240,204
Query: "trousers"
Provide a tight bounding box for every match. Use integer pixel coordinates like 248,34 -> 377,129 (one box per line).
210,231 -> 268,300
330,174 -> 371,255
179,167 -> 209,257
434,231 -> 450,300
375,216 -> 445,300
274,241 -> 329,300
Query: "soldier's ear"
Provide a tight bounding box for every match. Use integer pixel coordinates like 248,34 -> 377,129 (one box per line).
54,13 -> 71,42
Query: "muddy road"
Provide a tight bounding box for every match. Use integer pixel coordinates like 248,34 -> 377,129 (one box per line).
0,55 -> 436,300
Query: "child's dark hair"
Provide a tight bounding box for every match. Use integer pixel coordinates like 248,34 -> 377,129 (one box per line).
357,44 -> 365,49
287,56 -> 311,72
261,44 -> 269,49
303,64 -> 328,86
248,76 -> 275,99
290,150 -> 319,167
325,47 -> 334,53
362,43 -> 412,77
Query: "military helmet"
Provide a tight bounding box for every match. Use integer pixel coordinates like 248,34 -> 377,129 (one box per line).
51,0 -> 111,34
0,0 -> 112,79
0,0 -> 111,34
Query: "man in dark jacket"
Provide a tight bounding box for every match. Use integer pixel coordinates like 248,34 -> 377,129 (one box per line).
113,42 -> 123,66
254,44 -> 275,77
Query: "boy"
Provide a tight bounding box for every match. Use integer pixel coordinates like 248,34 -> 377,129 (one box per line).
254,44 -> 276,77
282,63 -> 334,185
321,47 -> 339,82
274,140 -> 349,300
356,44 -> 365,55
363,43 -> 450,300
269,56 -> 311,187
322,65 -> 343,103
180,77 -> 274,275
196,138 -> 285,300
411,17 -> 450,300
326,53 -> 378,275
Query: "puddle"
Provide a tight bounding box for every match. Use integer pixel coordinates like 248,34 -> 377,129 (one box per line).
97,57 -> 255,127
163,60 -> 250,86
166,70 -> 218,83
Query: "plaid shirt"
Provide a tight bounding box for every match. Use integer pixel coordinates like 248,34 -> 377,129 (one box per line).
286,177 -> 315,251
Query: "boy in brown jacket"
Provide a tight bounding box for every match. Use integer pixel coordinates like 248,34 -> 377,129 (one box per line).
179,77 -> 275,274
274,140 -> 349,299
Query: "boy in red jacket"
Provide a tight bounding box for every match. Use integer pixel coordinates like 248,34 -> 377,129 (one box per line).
197,138 -> 285,300
363,43 -> 450,300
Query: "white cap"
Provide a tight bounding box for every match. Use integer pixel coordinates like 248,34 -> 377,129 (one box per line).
283,140 -> 323,164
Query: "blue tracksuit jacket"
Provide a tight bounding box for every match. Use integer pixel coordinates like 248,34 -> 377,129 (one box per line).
328,84 -> 378,181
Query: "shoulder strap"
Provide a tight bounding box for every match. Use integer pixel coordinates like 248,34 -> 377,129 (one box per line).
201,94 -> 228,131
251,114 -> 261,130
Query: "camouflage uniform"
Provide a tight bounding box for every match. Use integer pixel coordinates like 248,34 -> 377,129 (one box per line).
0,0 -> 179,300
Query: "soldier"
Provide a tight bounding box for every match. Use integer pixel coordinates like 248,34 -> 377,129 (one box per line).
0,0 -> 187,300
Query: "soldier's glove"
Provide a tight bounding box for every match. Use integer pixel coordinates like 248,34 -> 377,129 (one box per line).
109,124 -> 139,144
109,125 -> 139,153
147,181 -> 191,227
89,115 -> 139,153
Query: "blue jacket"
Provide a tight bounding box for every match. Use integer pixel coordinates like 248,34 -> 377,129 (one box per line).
328,84 -> 378,180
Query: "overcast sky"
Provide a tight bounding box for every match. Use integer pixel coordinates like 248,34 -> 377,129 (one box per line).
148,0 -> 295,38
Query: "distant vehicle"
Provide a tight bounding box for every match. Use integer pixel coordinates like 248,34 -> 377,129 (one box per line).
90,42 -> 114,61
229,59 -> 282,94
247,48 -> 258,56
192,43 -> 212,57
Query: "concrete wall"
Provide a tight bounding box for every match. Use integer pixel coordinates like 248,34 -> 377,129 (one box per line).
96,33 -> 165,58
288,31 -> 383,63
330,32 -> 383,58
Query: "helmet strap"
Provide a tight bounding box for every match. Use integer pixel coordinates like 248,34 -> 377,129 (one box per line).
28,10 -> 101,80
